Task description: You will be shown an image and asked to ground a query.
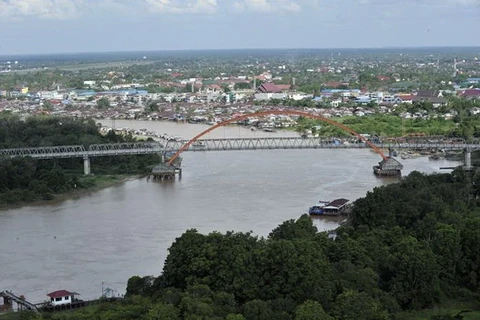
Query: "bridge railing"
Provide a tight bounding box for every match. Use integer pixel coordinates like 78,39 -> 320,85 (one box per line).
179,137 -> 370,151
0,145 -> 86,159
87,142 -> 165,157
0,139 -> 479,160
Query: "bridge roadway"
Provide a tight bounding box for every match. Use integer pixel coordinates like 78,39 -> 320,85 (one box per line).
0,137 -> 479,160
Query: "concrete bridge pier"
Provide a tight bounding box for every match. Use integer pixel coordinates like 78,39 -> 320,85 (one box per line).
83,156 -> 91,175
464,148 -> 472,171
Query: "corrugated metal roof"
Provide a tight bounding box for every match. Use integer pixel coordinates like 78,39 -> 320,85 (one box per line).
47,290 -> 80,298
327,198 -> 349,208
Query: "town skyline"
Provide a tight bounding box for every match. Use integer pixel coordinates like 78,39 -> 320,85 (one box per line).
1,0 -> 480,55
1,46 -> 480,59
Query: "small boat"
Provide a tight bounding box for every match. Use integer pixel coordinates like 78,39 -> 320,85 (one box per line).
309,199 -> 350,216
309,200 -> 330,215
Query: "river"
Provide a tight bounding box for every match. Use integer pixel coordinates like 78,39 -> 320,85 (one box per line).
0,121 -> 461,304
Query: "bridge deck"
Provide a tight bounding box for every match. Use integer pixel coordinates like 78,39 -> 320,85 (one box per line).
0,138 -> 477,160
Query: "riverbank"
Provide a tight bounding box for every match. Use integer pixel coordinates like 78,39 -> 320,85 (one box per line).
0,174 -> 143,211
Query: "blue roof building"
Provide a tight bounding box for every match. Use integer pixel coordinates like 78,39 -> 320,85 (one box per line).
467,78 -> 480,84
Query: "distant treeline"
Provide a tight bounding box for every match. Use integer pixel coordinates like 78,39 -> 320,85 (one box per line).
0,115 -> 161,205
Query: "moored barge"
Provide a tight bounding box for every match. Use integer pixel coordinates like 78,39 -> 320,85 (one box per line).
308,198 -> 351,216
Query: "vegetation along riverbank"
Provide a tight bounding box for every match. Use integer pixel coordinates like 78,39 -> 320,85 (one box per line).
6,168 -> 480,320
0,114 -> 161,208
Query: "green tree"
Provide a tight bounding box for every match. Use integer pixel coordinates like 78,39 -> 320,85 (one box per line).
96,97 -> 110,109
242,300 -> 273,320
268,214 -> 318,241
295,300 -> 333,320
458,217 -> 480,289
42,101 -> 54,110
432,223 -> 461,287
146,303 -> 180,320
383,236 -> 441,309
333,290 -> 389,320
258,239 -> 334,304
235,82 -> 251,90
179,296 -> 215,319
126,275 -> 154,296
146,102 -> 159,112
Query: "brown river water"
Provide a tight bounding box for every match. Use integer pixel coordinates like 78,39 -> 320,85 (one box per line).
0,121 -> 461,303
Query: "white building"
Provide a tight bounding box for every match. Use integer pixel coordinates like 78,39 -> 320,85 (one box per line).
288,93 -> 313,101
38,91 -> 64,100
47,290 -> 80,306
254,92 -> 286,101
83,80 -> 96,87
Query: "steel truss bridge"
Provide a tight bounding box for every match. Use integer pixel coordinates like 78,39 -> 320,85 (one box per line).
0,137 -> 478,159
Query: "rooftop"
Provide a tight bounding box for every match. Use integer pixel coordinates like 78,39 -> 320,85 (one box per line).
47,290 -> 80,298
327,198 -> 350,208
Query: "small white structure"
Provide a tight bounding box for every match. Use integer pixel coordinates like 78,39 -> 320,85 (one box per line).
47,290 -> 80,306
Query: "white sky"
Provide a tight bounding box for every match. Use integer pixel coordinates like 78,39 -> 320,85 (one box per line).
0,0 -> 479,54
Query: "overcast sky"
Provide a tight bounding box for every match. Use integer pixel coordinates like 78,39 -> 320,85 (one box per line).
0,0 -> 479,55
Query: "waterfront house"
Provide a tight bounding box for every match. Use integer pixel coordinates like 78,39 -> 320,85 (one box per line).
47,290 -> 80,306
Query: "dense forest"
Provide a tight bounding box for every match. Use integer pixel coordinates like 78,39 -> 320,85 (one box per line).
0,115 -> 161,206
10,169 -> 479,320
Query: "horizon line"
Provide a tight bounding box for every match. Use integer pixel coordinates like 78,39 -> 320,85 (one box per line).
1,45 -> 480,58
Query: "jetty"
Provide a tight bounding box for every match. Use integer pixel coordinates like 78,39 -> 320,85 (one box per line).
147,151 -> 183,181
148,164 -> 182,181
373,148 -> 403,176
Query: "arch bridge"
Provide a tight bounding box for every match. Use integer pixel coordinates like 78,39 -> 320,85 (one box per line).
166,110 -> 389,165
1,111 -> 478,175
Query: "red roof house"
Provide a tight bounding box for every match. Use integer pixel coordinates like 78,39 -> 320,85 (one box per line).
47,290 -> 80,306
276,84 -> 292,91
461,89 -> 480,100
256,83 -> 291,93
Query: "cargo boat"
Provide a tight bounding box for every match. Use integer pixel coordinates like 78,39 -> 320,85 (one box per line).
308,198 -> 351,216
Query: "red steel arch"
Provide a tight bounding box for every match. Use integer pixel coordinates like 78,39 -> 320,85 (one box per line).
167,110 -> 387,165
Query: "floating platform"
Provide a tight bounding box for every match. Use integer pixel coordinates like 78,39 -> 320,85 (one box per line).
148,164 -> 182,181
373,157 -> 403,176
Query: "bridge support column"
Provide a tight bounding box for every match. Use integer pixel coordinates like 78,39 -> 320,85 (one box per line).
83,156 -> 91,175
464,148 -> 472,170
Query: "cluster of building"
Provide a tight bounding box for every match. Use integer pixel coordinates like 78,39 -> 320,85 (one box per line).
1,62 -> 480,125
